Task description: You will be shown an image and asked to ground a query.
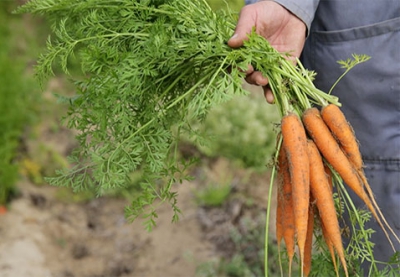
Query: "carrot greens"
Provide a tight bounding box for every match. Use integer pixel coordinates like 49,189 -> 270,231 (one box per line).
16,0 -> 338,227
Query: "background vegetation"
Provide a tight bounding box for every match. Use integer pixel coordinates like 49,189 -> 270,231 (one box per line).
208,0 -> 244,11
0,1 -> 42,205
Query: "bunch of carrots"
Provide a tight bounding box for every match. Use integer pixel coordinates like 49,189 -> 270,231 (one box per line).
261,54 -> 400,276
274,103 -> 400,277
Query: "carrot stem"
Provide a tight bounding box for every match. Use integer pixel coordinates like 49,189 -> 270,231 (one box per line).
335,176 -> 379,274
265,137 -> 282,277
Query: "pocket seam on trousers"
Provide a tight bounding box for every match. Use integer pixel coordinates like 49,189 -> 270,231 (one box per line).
312,17 -> 400,43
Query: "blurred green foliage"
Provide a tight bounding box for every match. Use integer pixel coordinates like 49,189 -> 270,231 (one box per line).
206,0 -> 244,11
0,1 -> 40,204
194,182 -> 232,207
195,91 -> 280,170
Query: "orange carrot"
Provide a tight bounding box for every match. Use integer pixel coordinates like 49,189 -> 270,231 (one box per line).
276,181 -> 284,247
302,107 -> 398,250
321,105 -> 380,219
303,198 -> 315,277
321,105 -> 385,224
322,165 -> 339,276
321,105 -> 378,208
324,165 -> 334,192
307,139 -> 348,277
275,182 -> 284,277
281,112 -> 310,274
277,145 -> 296,275
321,220 -> 339,277
321,104 -> 363,170
276,143 -> 285,246
302,108 -> 376,219
276,180 -> 284,277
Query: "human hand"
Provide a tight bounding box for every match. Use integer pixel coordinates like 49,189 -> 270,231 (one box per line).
228,1 -> 307,103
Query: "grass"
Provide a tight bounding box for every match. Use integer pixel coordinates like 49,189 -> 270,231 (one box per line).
206,0 -> 244,12
195,182 -> 232,207
0,1 -> 42,205
189,90 -> 280,171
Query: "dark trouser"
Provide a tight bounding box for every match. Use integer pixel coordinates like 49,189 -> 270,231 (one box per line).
343,160 -> 400,274
300,11 -> 400,275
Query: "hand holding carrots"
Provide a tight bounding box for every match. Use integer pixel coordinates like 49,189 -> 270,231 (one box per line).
227,8 -> 394,273
227,1 -> 306,103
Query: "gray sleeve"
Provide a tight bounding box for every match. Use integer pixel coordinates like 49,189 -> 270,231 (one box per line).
244,0 -> 320,35
273,0 -> 320,32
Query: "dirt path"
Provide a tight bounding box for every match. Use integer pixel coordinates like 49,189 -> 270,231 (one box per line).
0,178 -> 217,277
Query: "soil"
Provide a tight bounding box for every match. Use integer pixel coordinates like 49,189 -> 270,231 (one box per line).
0,112 -> 276,277
0,179 -> 215,277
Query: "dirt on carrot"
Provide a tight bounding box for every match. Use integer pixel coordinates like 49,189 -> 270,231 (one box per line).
302,108 -> 376,219
302,107 -> 398,252
303,200 -> 314,277
321,104 -> 363,170
281,112 -> 310,275
277,145 -> 296,275
306,139 -> 348,277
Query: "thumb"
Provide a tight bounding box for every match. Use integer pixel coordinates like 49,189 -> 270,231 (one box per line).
227,11 -> 255,48
227,33 -> 247,48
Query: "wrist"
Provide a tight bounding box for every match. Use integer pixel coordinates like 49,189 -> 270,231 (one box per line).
272,0 -> 318,36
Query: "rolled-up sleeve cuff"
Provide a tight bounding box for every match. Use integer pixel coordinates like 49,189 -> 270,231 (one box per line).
273,0 -> 319,35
